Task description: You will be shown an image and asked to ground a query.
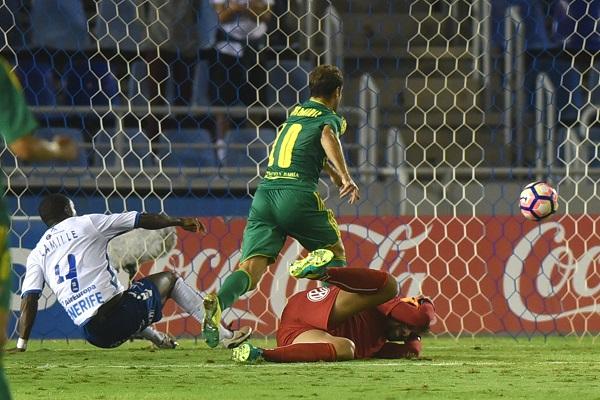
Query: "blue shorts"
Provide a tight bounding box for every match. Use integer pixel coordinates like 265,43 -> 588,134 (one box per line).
82,278 -> 163,348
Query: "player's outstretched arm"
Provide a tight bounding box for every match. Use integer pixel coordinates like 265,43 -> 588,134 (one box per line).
137,214 -> 205,233
320,126 -> 359,204
9,294 -> 39,352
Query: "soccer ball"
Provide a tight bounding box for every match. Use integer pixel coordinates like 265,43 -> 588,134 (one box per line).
519,182 -> 559,221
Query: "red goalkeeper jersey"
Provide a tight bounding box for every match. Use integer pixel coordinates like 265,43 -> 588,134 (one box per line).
278,287 -> 433,359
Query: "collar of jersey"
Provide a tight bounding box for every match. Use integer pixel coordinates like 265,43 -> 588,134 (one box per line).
308,97 -> 332,111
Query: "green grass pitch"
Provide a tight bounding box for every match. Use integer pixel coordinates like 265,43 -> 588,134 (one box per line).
5,337 -> 600,400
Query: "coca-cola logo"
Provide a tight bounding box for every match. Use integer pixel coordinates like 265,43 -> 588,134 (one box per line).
504,222 -> 600,322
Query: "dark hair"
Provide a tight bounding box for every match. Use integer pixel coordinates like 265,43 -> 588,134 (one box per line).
38,194 -> 72,227
309,65 -> 343,98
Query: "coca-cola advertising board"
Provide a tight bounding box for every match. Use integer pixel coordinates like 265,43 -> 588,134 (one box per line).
144,215 -> 600,336
9,215 -> 600,337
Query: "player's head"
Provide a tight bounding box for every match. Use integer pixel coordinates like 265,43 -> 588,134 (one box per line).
384,319 -> 428,342
309,65 -> 343,111
384,298 -> 436,341
38,194 -> 77,227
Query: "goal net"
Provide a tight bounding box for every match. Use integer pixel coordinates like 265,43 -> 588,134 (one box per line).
1,0 -> 599,340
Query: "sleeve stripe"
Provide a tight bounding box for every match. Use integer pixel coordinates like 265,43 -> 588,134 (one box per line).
21,289 -> 42,298
134,212 -> 141,228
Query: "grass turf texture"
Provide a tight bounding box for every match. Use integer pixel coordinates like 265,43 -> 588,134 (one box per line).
5,337 -> 600,400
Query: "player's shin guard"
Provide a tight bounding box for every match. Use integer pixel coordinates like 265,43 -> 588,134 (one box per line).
262,343 -> 337,363
323,267 -> 390,294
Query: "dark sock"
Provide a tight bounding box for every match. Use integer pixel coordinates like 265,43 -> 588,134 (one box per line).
262,343 -> 337,363
217,270 -> 251,310
324,267 -> 390,294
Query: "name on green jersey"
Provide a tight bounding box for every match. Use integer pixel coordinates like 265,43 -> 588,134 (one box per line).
290,106 -> 323,118
265,170 -> 300,180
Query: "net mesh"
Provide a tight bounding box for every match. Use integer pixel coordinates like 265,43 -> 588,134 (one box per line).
1,0 -> 599,340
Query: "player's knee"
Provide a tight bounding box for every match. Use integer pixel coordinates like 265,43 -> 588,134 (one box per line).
149,271 -> 178,293
333,338 -> 355,361
382,274 -> 399,301
161,271 -> 178,286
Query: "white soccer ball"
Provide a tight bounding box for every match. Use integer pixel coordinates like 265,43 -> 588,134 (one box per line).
519,181 -> 559,221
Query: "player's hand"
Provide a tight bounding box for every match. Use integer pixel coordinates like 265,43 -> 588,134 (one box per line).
52,135 -> 78,161
339,177 -> 360,204
180,217 -> 206,233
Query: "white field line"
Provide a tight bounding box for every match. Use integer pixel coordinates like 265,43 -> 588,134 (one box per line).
5,361 -> 600,370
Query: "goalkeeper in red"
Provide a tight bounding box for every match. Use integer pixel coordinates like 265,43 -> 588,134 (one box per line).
203,65 -> 360,347
232,250 -> 436,362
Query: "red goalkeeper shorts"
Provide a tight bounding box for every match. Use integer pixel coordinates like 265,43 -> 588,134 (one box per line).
276,286 -> 340,346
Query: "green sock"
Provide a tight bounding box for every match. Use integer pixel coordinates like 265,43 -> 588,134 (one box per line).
327,259 -> 347,268
0,367 -> 12,400
217,270 -> 251,310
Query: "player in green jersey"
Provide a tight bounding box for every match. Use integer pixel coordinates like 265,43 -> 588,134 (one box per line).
0,57 -> 78,399
203,65 -> 360,348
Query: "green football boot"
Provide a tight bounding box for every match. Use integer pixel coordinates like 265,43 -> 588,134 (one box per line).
288,249 -> 334,280
232,343 -> 264,363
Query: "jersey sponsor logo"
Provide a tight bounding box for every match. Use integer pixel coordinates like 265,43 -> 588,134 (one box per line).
307,287 -> 330,302
65,291 -> 104,321
63,284 -> 97,306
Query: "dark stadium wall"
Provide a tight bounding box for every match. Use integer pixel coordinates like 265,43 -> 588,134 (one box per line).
5,195 -> 253,218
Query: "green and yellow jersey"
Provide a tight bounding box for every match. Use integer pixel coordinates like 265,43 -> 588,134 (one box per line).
260,98 -> 346,192
0,57 -> 38,310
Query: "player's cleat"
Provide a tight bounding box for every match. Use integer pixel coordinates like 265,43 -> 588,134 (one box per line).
221,325 -> 253,349
232,343 -> 264,363
289,249 -> 334,280
203,292 -> 222,348
153,332 -> 179,349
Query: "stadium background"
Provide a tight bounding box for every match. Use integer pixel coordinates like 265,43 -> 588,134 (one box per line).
1,0 -> 599,340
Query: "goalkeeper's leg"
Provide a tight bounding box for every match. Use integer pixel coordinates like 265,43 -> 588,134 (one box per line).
289,251 -> 398,324
233,330 -> 353,363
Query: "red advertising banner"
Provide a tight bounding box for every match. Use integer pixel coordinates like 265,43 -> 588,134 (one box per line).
139,215 -> 600,336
